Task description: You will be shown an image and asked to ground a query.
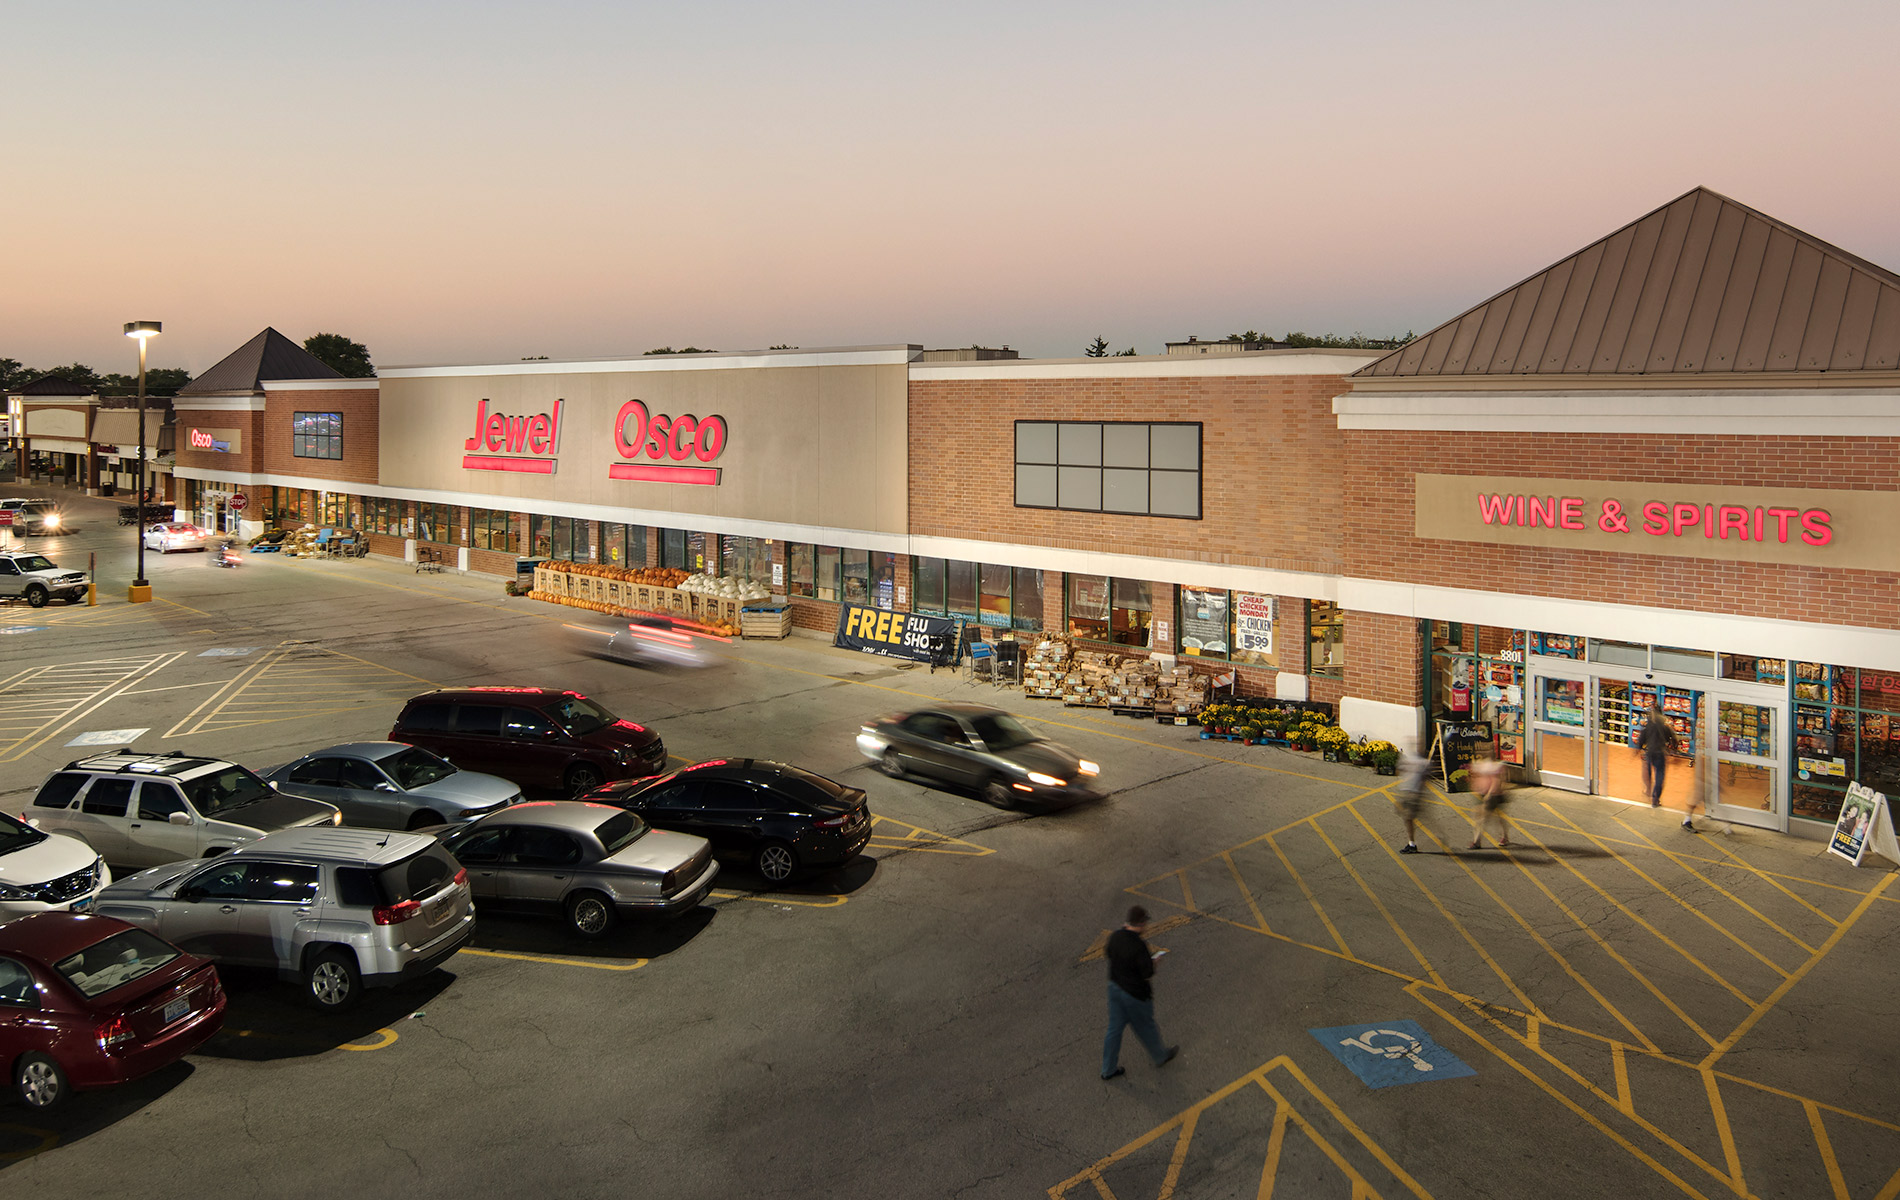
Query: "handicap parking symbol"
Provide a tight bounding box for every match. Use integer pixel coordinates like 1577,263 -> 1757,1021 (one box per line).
1309,1019 -> 1475,1089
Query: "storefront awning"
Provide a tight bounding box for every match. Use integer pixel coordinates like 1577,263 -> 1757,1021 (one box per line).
91,410 -> 165,447
28,438 -> 89,454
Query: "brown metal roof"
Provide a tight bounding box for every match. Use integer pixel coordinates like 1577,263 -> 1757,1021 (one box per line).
179,327 -> 343,395
1355,187 -> 1900,378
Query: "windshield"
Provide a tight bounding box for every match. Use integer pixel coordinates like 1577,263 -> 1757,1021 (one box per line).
0,812 -> 48,854
970,713 -> 1040,751
596,811 -> 649,854
383,747 -> 456,790
182,765 -> 275,817
11,555 -> 56,573
547,695 -> 614,736
56,929 -> 180,998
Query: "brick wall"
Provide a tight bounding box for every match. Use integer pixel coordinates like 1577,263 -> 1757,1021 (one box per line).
1344,610 -> 1421,706
1341,430 -> 1900,632
260,388 -> 380,484
908,374 -> 1353,572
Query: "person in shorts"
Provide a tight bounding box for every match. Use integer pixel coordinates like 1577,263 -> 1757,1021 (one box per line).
1395,749 -> 1433,854
1466,747 -> 1511,850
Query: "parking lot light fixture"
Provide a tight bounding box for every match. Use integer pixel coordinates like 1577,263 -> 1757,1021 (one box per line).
124,320 -> 161,603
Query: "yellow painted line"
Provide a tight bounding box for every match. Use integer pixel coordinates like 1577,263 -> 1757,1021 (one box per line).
1700,872 -> 1895,1072
1612,1043 -> 1633,1116
1257,1101 -> 1292,1200
1077,914 -> 1197,964
338,1027 -> 400,1052
1701,1067 -> 1745,1194
1305,814 -> 1447,991
1698,837 -> 1843,928
1413,819 -> 1662,1053
866,814 -> 994,857
709,889 -> 848,909
1344,801 -> 1545,1018
0,1124 -> 60,1162
1265,832 -> 1353,957
1220,850 -> 1271,934
1411,985 -> 1723,1200
1156,1109 -> 1197,1200
1805,1099 -> 1852,1200
459,948 -> 647,971
1876,1167 -> 1900,1200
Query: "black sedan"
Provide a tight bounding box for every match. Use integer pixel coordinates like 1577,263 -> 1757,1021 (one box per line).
855,703 -> 1101,808
584,760 -> 871,884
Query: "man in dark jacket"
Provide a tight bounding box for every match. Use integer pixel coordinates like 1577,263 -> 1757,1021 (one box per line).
1639,705 -> 1678,807
1101,905 -> 1179,1080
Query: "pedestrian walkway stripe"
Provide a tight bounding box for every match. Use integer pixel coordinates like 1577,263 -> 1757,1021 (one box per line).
0,652 -> 181,763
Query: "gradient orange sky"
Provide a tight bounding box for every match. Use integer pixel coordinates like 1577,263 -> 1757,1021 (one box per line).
8,1 -> 1899,375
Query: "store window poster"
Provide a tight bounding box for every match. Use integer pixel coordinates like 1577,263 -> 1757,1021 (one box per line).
1235,593 -> 1274,657
1180,588 -> 1229,655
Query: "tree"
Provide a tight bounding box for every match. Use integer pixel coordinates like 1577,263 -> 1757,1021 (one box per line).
43,363 -> 105,391
521,355 -> 550,361
642,346 -> 716,355
768,344 -> 796,350
304,333 -> 375,377
0,359 -> 26,391
1115,347 -> 1138,356
100,368 -> 191,395
1085,336 -> 1109,358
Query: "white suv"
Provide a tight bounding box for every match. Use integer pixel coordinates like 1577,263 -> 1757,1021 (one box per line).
0,551 -> 87,608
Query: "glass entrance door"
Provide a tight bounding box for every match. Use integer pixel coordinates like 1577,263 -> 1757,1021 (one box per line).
1709,699 -> 1782,830
1533,673 -> 1591,790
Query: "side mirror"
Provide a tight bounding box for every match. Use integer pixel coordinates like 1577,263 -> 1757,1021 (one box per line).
269,780 -> 281,790
176,886 -> 203,902
375,782 -> 399,793
167,811 -> 192,826
542,727 -> 561,739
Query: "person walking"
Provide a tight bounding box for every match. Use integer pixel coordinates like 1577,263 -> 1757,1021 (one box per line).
1101,905 -> 1179,1080
1683,747 -> 1714,831
1639,704 -> 1678,807
1465,747 -> 1512,849
1395,748 -> 1433,853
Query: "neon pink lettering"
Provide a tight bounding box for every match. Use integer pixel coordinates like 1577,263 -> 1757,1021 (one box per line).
1642,501 -> 1669,535
1767,507 -> 1799,543
1477,494 -> 1516,525
1717,505 -> 1749,540
1528,496 -> 1557,528
1801,509 -> 1833,547
1559,498 -> 1585,530
464,400 -> 489,451
1672,503 -> 1701,536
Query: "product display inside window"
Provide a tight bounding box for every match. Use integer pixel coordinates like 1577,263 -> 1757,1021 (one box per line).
1011,566 -> 1042,631
662,528 -> 688,570
1067,573 -> 1109,640
816,546 -> 839,601
979,563 -> 1010,627
789,543 -> 816,598
720,535 -> 772,587
1109,577 -> 1151,646
841,549 -> 869,606
1429,624 -> 1525,763
1308,601 -> 1344,677
1178,587 -> 1229,658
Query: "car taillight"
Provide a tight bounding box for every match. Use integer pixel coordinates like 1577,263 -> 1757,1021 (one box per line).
453,868 -> 468,887
373,899 -> 422,925
661,868 -> 679,892
97,1015 -> 134,1051
814,812 -> 852,828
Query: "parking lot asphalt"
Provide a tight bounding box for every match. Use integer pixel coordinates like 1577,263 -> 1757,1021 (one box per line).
4,486 -> 1900,1198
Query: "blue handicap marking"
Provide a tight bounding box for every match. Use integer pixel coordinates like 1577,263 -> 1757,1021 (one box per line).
198,647 -> 258,657
1309,1019 -> 1475,1089
0,626 -> 47,635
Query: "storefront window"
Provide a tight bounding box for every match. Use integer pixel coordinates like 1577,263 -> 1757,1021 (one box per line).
1177,588 -> 1230,659
841,550 -> 870,606
1109,579 -> 1152,647
601,523 -> 629,566
946,561 -> 978,618
687,531 -> 709,572
914,557 -> 946,612
1532,632 -> 1584,659
1067,574 -> 1109,640
1589,638 -> 1648,668
720,536 -> 772,587
531,515 -> 552,558
1308,601 -> 1344,678
816,546 -> 839,601
872,552 -> 897,609
787,544 -> 815,598
979,563 -> 1011,628
661,528 -> 687,570
1720,655 -> 1787,684
468,509 -> 517,553
1011,566 -> 1042,632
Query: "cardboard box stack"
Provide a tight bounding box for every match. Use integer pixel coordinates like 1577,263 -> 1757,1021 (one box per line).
282,524 -> 322,558
1105,658 -> 1163,711
1022,636 -> 1072,699
1062,649 -> 1122,707
1153,665 -> 1211,721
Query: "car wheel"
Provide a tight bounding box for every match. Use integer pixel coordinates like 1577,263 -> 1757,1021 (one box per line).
406,810 -> 441,831
566,890 -> 616,939
877,749 -> 906,779
983,779 -> 1018,810
24,585 -> 48,609
304,949 -> 361,1011
755,840 -> 798,884
565,764 -> 605,798
14,1052 -> 68,1111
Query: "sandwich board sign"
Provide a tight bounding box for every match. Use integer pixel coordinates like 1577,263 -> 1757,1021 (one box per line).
1830,781 -> 1900,868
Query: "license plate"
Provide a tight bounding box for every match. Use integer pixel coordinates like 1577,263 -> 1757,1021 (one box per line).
69,896 -> 93,912
162,997 -> 190,1025
426,898 -> 453,926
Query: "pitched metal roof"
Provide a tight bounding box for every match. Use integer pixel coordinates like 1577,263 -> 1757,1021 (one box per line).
1355,187 -> 1900,379
179,327 -> 343,395
17,374 -> 94,396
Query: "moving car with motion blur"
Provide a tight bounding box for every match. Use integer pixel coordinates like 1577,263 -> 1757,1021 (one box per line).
585,759 -> 871,884
432,801 -> 717,937
562,612 -> 721,669
0,811 -> 109,925
29,753 -> 341,869
856,703 -> 1101,809
0,498 -> 66,536
0,912 -> 225,1110
142,522 -> 209,553
264,742 -> 524,830
95,827 -> 473,1011
0,551 -> 88,607
389,688 -> 668,798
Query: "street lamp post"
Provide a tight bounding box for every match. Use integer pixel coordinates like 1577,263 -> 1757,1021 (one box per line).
124,321 -> 161,603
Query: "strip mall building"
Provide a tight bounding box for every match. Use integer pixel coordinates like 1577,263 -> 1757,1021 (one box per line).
172,187 -> 1900,837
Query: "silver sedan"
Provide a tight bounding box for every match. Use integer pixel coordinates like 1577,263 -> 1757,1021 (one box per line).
264,742 -> 523,830
433,801 -> 718,938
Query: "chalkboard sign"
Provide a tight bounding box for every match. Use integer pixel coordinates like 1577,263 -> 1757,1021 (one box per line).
1430,719 -> 1494,793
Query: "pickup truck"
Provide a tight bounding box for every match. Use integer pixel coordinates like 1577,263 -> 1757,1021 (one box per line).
0,552 -> 88,607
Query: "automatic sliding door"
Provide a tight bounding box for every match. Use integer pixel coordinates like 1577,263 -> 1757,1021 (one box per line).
1711,699 -> 1784,831
1533,674 -> 1590,790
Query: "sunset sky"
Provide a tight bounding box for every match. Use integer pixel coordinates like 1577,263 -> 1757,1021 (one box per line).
9,0 -> 1899,376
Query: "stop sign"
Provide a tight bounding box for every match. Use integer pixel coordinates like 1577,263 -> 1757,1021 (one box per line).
230,493 -> 248,512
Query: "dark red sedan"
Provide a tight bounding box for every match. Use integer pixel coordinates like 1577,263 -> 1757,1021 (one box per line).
1,912 -> 225,1110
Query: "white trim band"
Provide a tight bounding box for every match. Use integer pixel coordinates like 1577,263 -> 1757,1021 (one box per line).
1333,388 -> 1900,435
383,346 -> 916,379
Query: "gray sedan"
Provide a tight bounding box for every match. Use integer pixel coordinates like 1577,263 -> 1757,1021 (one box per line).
433,801 -> 718,938
264,742 -> 523,831
855,702 -> 1102,809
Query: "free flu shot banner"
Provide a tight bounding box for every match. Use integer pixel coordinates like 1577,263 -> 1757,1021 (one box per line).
834,604 -> 957,663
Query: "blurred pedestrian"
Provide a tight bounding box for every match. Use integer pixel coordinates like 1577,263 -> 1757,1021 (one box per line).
1683,749 -> 1714,831
1639,704 -> 1678,807
1465,747 -> 1512,850
1101,905 -> 1178,1080
1395,749 -> 1433,854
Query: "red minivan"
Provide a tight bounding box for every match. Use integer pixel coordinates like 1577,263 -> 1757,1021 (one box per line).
389,688 -> 669,798
1,912 -> 226,1110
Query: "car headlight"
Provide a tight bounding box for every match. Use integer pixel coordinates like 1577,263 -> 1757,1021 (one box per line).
0,882 -> 31,901
331,811 -> 342,826
44,515 -> 60,528
1027,772 -> 1067,788
1078,760 -> 1099,777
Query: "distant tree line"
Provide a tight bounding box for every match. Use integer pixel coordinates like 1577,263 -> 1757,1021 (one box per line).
1,332 -> 375,395
1223,329 -> 1416,349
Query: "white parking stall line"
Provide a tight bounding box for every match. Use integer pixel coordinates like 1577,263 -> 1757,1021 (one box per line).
0,653 -> 185,763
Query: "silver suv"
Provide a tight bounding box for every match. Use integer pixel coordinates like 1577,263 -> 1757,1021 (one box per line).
96,827 -> 475,1010
0,551 -> 87,607
30,752 -> 341,868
